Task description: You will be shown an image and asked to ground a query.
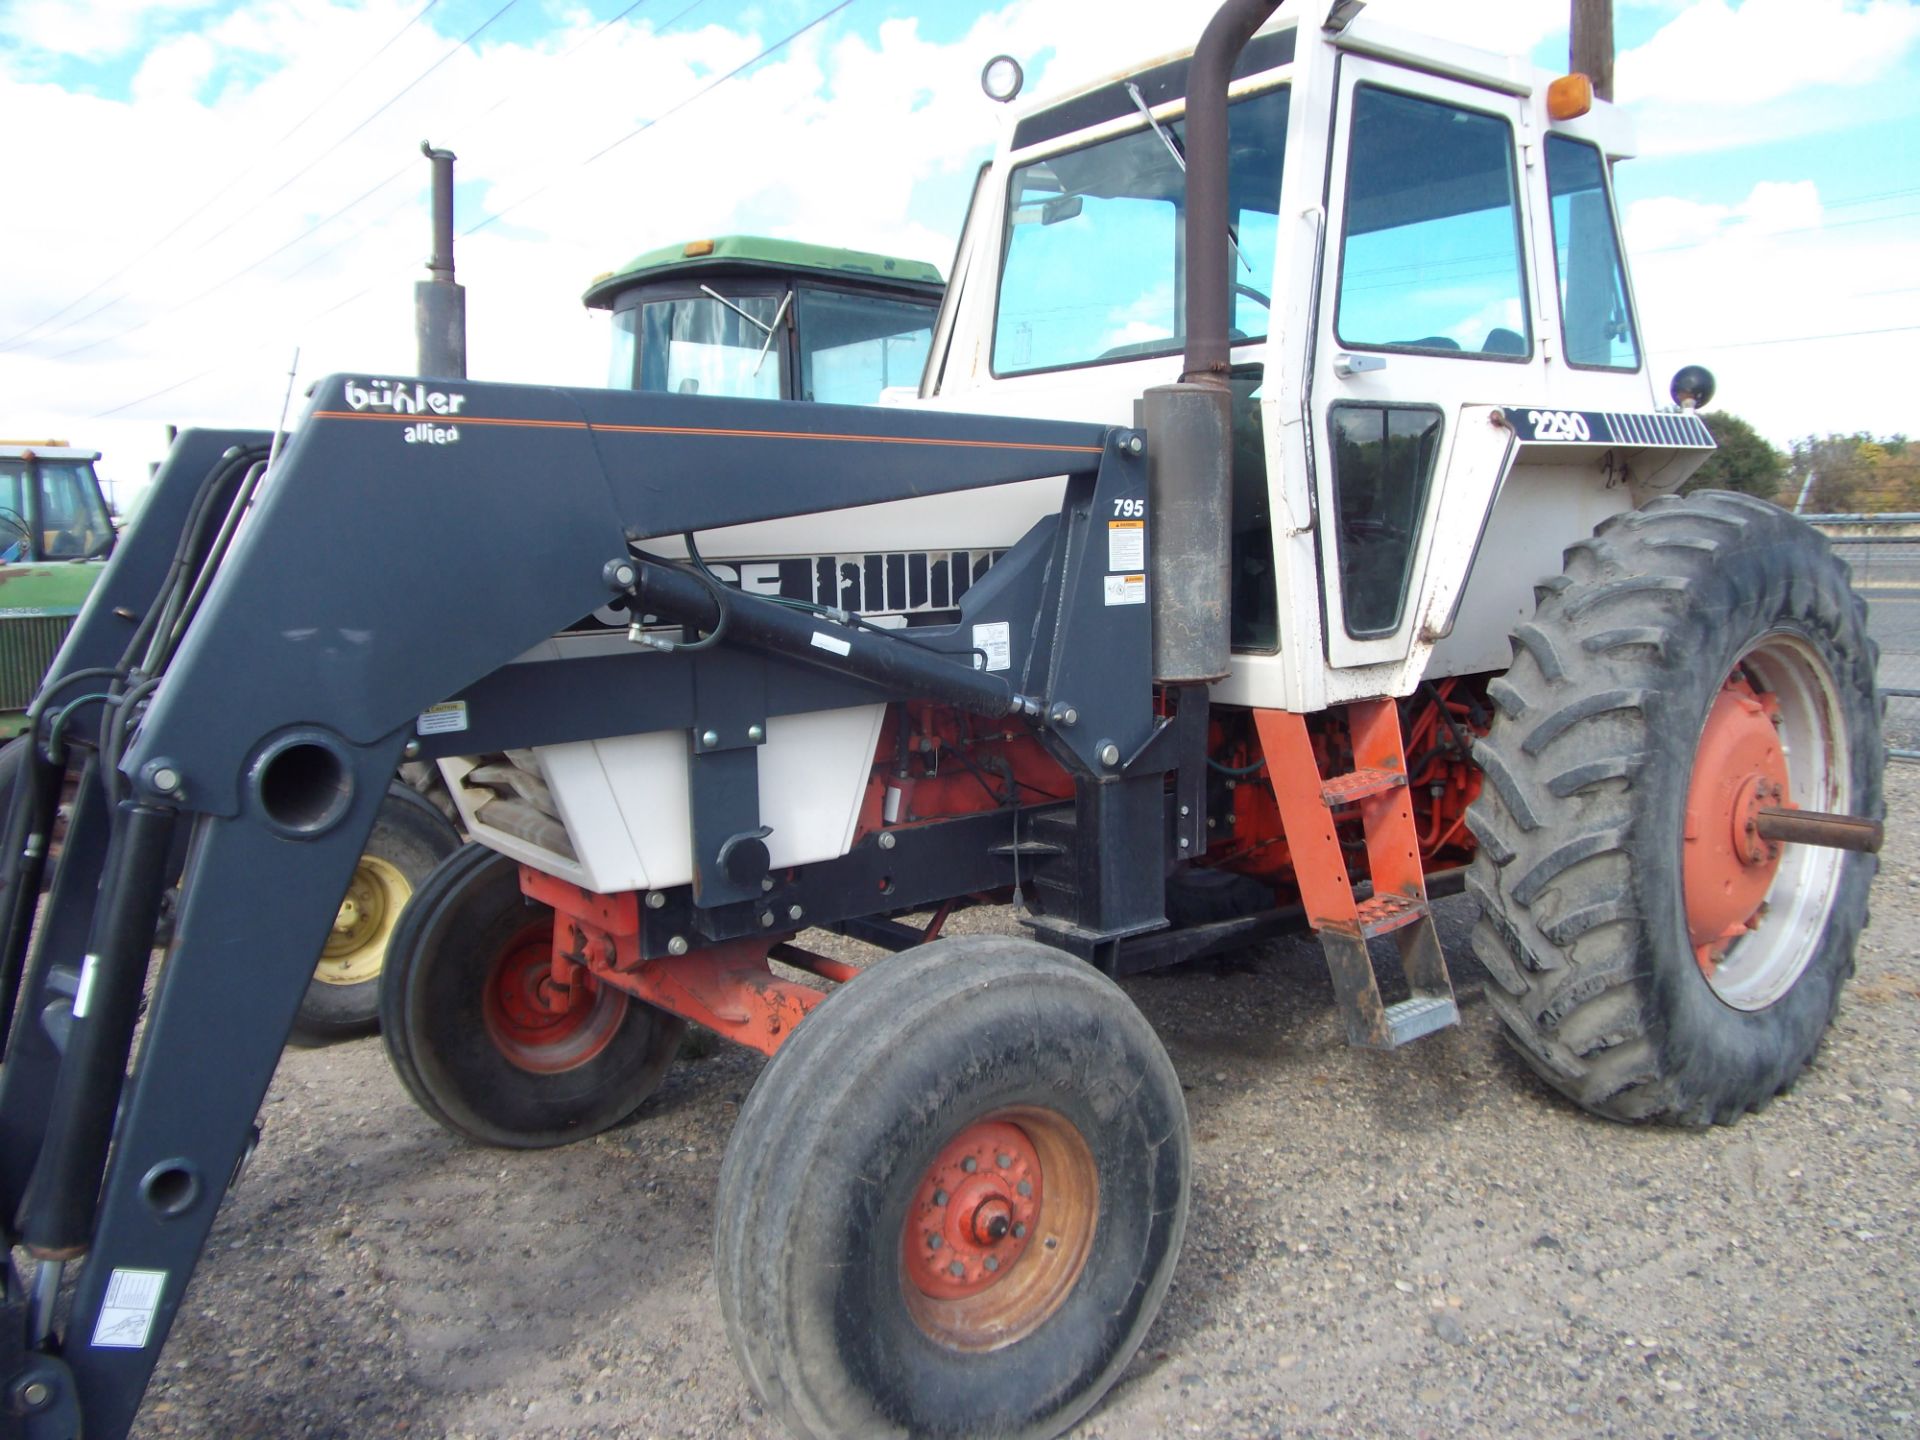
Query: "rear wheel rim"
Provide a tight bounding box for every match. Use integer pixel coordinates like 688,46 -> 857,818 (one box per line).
1683,633 -> 1849,1010
481,921 -> 627,1073
317,854 -> 410,987
900,1106 -> 1098,1352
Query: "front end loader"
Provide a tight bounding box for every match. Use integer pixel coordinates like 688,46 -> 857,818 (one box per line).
0,4 -> 1882,1438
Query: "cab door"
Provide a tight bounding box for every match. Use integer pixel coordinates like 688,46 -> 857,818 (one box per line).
1309,56 -> 1536,670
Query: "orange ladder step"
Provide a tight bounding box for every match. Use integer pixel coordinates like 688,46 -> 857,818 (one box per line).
1320,767 -> 1407,808
1252,700 -> 1458,1051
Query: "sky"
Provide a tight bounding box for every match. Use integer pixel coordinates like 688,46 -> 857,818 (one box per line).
1,0 -> 1916,509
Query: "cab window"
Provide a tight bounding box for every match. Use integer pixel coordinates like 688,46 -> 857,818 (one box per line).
1335,86 -> 1530,359
795,288 -> 937,404
611,295 -> 784,399
1545,134 -> 1640,370
994,85 -> 1290,375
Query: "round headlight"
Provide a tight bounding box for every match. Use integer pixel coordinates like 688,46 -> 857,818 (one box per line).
1670,365 -> 1717,412
981,54 -> 1024,104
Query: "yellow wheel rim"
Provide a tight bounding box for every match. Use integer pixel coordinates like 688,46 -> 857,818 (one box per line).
316,854 -> 411,987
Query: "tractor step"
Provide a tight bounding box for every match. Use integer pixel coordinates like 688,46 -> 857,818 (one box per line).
1382,994 -> 1460,1047
1321,767 -> 1406,808
1253,700 -> 1459,1051
1354,892 -> 1428,939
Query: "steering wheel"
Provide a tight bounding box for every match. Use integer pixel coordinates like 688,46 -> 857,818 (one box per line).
1234,280 -> 1272,313
0,509 -> 31,563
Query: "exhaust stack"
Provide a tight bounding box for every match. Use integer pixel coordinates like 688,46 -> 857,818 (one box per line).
414,141 -> 467,379
1144,0 -> 1280,684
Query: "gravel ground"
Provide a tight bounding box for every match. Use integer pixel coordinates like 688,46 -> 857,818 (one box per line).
121,766 -> 1920,1440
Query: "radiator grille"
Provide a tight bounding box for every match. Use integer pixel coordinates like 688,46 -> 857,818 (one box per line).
0,615 -> 74,711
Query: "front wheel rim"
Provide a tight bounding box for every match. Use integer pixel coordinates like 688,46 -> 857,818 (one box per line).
1683,633 -> 1850,1011
481,921 -> 628,1073
900,1106 -> 1098,1353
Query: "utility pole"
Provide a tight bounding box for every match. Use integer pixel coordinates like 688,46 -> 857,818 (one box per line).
1571,0 -> 1614,102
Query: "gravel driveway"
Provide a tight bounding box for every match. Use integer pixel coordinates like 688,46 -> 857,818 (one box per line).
130,766 -> 1920,1439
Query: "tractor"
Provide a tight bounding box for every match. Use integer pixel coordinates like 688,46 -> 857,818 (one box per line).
0,3 -> 1882,1439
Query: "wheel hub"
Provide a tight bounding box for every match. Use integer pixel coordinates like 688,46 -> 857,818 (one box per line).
906,1121 -> 1041,1300
1684,673 -> 1789,971
317,855 -> 408,986
481,924 -> 623,1074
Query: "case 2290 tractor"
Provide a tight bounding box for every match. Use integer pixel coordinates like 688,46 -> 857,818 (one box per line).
0,4 -> 1883,1438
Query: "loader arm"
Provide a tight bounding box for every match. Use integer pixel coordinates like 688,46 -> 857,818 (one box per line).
0,378 -> 1176,1440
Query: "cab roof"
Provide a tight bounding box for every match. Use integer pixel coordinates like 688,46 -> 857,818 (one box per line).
583,236 -> 944,310
0,444 -> 99,462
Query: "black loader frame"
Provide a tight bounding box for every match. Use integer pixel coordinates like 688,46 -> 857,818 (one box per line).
0,381 -> 1211,1436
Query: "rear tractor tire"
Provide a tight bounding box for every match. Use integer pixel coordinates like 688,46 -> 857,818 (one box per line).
715,936 -> 1190,1440
291,783 -> 460,1044
1468,491 -> 1882,1125
379,846 -> 685,1148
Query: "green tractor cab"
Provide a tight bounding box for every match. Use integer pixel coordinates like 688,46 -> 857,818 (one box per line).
0,443 -> 115,740
587,235 -> 943,405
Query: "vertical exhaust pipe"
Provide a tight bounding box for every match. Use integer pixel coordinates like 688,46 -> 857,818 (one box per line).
414,141 -> 467,379
1144,0 -> 1280,684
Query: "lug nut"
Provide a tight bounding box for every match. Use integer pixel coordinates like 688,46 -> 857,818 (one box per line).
949,1260 -> 965,1278
1013,1222 -> 1027,1239
928,1234 -> 942,1250
961,1156 -> 978,1173
1017,1179 -> 1033,1197
984,1255 -> 1000,1272
933,1188 -> 948,1206
996,1152 -> 1013,1168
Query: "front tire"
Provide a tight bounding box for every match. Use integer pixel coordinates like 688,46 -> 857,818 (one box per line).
379,845 -> 685,1148
1467,492 -> 1882,1125
715,937 -> 1190,1440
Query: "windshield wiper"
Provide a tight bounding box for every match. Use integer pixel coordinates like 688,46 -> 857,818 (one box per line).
699,285 -> 793,378
1126,81 -> 1251,276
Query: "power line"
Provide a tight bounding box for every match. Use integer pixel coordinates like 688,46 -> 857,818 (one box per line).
0,0 -> 446,354
85,0 -> 861,421
464,0 -> 856,239
18,0 -> 522,360
1650,323 -> 1920,353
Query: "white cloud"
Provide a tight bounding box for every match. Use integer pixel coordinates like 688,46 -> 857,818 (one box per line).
1628,179 -> 1920,444
2,0 -> 217,63
1619,0 -> 1920,106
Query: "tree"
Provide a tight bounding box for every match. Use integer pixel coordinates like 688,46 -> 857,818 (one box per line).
1682,410 -> 1784,500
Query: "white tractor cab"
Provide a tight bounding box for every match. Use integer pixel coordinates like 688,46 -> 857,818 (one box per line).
919,6 -> 1700,709
671,5 -> 1713,695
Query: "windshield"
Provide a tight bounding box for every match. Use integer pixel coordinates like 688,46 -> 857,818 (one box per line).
795,287 -> 937,404
0,459 -> 112,561
994,84 -> 1289,376
609,293 -> 783,398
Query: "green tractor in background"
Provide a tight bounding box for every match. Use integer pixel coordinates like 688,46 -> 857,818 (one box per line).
0,443 -> 117,739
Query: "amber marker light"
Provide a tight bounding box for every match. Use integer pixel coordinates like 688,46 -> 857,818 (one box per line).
1547,73 -> 1594,121
683,239 -> 716,257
